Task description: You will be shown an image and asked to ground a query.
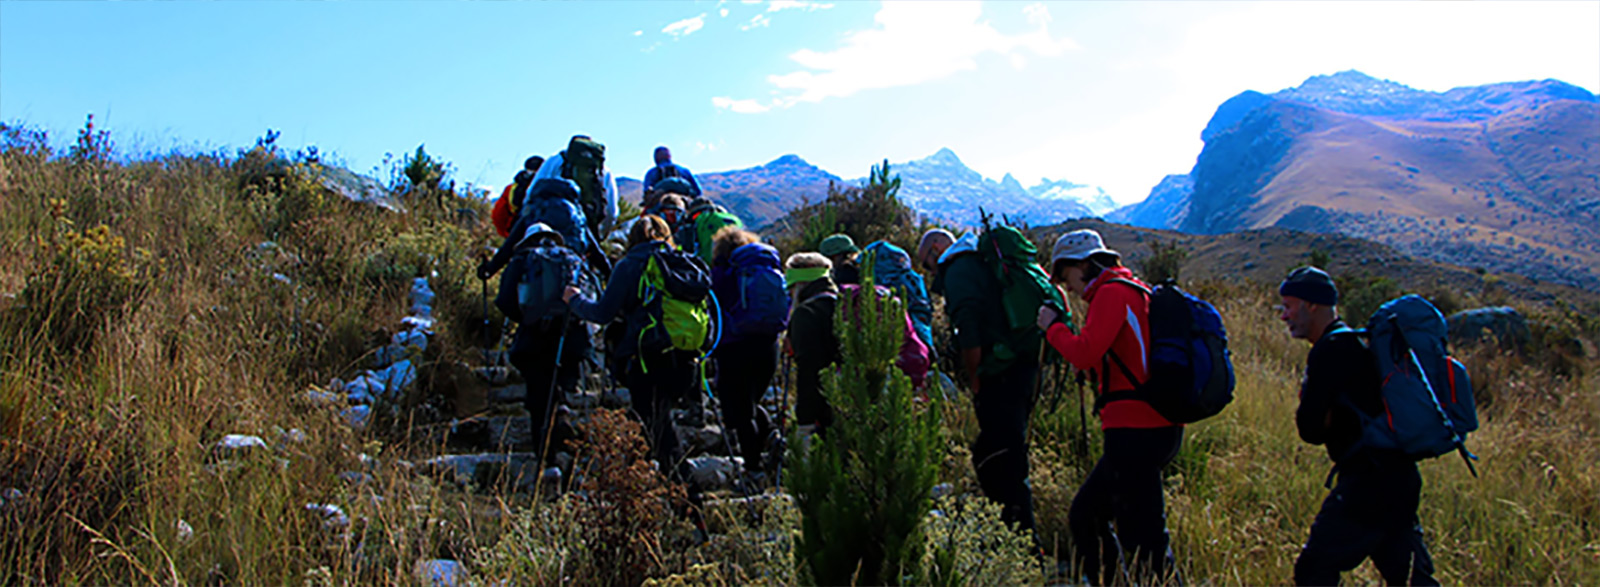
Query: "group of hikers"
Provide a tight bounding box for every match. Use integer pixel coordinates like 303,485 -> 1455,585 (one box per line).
475,135 -> 1473,585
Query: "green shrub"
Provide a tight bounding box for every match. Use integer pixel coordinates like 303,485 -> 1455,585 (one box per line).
787,273 -> 942,585
1141,239 -> 1190,284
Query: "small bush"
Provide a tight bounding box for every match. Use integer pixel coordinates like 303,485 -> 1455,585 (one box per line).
1141,239 -> 1190,284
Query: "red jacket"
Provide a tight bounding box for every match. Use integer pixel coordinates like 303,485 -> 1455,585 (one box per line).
1045,266 -> 1175,429
490,183 -> 517,238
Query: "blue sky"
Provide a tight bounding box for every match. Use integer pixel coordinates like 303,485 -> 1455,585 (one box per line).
4,1 -> 1597,206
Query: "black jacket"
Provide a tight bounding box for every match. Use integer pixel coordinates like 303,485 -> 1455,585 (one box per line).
1296,319 -> 1386,463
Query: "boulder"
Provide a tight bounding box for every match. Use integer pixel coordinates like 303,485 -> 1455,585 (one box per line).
415,559 -> 465,587
489,384 -> 527,404
1447,306 -> 1530,350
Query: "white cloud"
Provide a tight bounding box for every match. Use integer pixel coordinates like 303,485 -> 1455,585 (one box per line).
722,1 -> 1076,112
632,30 -> 643,37
712,96 -> 772,114
663,14 -> 707,37
768,0 -> 833,12
721,8 -> 730,18
741,14 -> 772,31
695,141 -> 720,153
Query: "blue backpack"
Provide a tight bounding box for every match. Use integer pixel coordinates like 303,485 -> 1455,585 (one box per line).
515,244 -> 584,326
1338,295 -> 1478,471
861,241 -> 934,348
521,178 -> 590,253
1098,279 -> 1236,424
724,243 -> 789,340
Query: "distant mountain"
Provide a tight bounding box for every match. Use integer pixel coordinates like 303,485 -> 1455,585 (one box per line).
618,154 -> 842,228
1168,70 -> 1600,290
867,148 -> 1097,226
1029,178 -> 1119,216
1106,174 -> 1192,229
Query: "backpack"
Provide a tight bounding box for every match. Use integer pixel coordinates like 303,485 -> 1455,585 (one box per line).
693,207 -> 743,264
560,137 -> 608,231
521,179 -> 589,254
1096,279 -> 1236,424
637,247 -> 714,359
976,218 -> 1064,367
861,240 -> 934,348
491,184 -> 517,238
653,176 -> 695,197
515,243 -> 584,326
1338,295 -> 1478,470
826,284 -> 930,388
724,243 -> 789,340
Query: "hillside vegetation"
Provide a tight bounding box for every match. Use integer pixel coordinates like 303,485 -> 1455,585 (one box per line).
1,120 -> 1596,584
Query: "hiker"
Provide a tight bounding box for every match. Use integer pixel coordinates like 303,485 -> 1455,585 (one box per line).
916,227 -> 1042,535
861,239 -> 936,355
1035,228 -> 1181,584
534,135 -> 618,236
675,197 -> 742,263
655,193 -> 688,228
477,218 -> 590,459
1279,266 -> 1438,585
709,227 -> 788,479
642,146 -> 703,197
562,215 -> 701,477
784,253 -> 841,437
819,234 -> 861,286
490,156 -> 543,238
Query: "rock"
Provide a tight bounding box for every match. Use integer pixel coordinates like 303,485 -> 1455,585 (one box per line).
304,389 -> 342,405
487,416 -> 535,450
679,425 -> 728,456
474,367 -> 511,385
402,315 -> 436,330
489,384 -> 527,404
393,328 -> 429,352
601,387 -> 632,409
344,359 -> 418,402
416,559 -> 465,587
278,428 -> 307,445
342,405 -> 371,430
564,391 -> 599,410
305,503 -> 349,529
411,278 -> 435,316
175,519 -> 194,542
1448,306 -> 1530,350
213,435 -> 267,458
373,344 -> 409,368
684,456 -> 743,490
421,453 -> 542,493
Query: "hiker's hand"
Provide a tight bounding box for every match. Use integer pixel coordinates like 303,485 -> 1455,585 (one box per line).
562,286 -> 581,303
476,261 -> 495,281
1036,305 -> 1060,331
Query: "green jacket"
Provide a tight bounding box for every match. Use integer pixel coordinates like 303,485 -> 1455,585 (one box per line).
932,245 -> 1036,375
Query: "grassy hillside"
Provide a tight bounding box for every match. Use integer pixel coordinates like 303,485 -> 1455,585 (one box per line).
2,121 -> 1596,584
1187,97 -> 1600,291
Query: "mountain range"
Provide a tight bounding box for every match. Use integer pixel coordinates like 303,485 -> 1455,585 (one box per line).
1111,70 -> 1599,291
617,148 -> 1113,229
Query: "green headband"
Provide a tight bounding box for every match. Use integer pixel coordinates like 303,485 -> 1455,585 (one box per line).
784,266 -> 830,287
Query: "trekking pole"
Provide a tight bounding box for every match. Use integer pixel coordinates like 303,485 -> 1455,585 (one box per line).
538,312 -> 573,474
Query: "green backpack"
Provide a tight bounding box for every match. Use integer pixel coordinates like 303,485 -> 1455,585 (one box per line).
636,247 -> 713,363
561,136 -> 608,232
693,207 -> 743,264
977,216 -> 1064,367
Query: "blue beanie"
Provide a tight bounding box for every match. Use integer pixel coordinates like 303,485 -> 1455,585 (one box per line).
1279,266 -> 1339,306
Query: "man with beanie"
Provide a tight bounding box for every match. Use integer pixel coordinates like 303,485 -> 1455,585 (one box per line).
1280,266 -> 1438,585
642,146 -> 703,197
918,227 -> 1041,537
818,234 -> 861,286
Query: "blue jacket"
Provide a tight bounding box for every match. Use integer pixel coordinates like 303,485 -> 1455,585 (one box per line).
568,240 -> 668,360
643,163 -> 703,197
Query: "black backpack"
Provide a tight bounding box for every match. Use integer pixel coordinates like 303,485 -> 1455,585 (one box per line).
1096,279 -> 1236,424
515,244 -> 584,326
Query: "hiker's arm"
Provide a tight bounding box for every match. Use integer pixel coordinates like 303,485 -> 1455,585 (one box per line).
1046,290 -> 1126,371
683,167 -> 703,197
1295,346 -> 1336,445
480,219 -> 527,278
961,347 -> 982,393
567,256 -> 635,324
642,167 -> 658,193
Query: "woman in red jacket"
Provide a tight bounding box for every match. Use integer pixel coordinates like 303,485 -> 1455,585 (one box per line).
1036,229 -> 1182,585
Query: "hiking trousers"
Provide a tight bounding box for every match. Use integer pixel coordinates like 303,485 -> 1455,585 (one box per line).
1294,459 -> 1437,586
510,317 -> 591,454
1069,425 -> 1183,585
715,337 -> 778,468
625,350 -> 698,479
972,362 -> 1039,534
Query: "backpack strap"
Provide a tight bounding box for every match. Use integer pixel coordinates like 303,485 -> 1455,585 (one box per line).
1088,278 -> 1152,412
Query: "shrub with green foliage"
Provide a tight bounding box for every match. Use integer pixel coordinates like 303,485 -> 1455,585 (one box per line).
1141,239 -> 1190,284
786,271 -> 942,585
774,159 -> 924,255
